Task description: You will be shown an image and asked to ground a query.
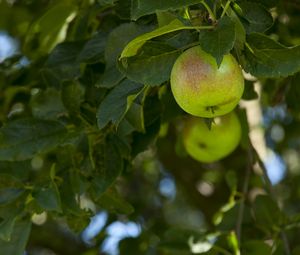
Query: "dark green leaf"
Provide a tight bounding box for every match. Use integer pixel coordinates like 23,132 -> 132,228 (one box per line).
253,195 -> 285,233
91,137 -> 123,196
97,188 -> 134,214
242,80 -> 259,100
235,2 -> 273,33
0,188 -> 24,206
0,118 -> 68,161
227,6 -> 246,52
132,98 -> 161,156
30,88 -> 67,119
242,240 -> 272,255
77,32 -> 107,63
0,220 -> 31,255
59,171 -> 87,216
244,33 -> 300,78
96,65 -> 125,88
199,16 -> 236,66
105,23 -> 151,66
61,81 -> 85,113
34,183 -> 62,212
0,206 -> 22,242
97,79 -> 144,129
125,102 -> 145,133
45,41 -> 84,80
98,23 -> 150,88
119,41 -> 180,86
0,161 -> 31,180
131,0 -> 202,20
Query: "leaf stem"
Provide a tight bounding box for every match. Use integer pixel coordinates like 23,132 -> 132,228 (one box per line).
201,1 -> 217,22
245,42 -> 255,54
194,25 -> 215,30
184,6 -> 192,21
221,0 -> 232,18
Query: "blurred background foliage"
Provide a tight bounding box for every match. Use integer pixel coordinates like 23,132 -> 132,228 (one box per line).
1,0 -> 300,254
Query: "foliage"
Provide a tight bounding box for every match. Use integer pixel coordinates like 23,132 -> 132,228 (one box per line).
0,0 -> 300,254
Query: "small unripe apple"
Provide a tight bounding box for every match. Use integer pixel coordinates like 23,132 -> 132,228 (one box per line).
182,111 -> 241,163
170,46 -> 244,118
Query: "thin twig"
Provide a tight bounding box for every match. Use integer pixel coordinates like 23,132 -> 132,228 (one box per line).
236,147 -> 252,244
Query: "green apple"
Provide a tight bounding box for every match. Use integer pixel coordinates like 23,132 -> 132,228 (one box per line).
170,46 -> 244,118
182,111 -> 241,163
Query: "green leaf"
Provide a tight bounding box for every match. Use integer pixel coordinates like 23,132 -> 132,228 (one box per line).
244,33 -> 300,78
0,188 -> 24,206
235,2 -> 273,33
91,136 -> 123,196
253,195 -> 285,233
97,79 -> 144,129
199,16 -> 236,66
131,0 -> 202,20
59,170 -> 87,216
77,32 -> 107,64
0,118 -> 68,161
131,95 -> 162,156
119,41 -> 180,86
97,188 -> 134,214
0,174 -> 25,206
24,3 -> 77,56
105,23 -> 151,66
45,41 -> 84,80
125,102 -> 145,133
97,23 -> 150,88
0,161 -> 31,180
61,81 -> 85,113
228,6 -> 246,52
242,80 -> 258,100
30,88 -> 67,119
0,220 -> 31,255
120,19 -> 204,59
156,11 -> 177,27
96,65 -> 125,88
33,183 -> 62,212
242,240 -> 272,255
0,206 -> 22,242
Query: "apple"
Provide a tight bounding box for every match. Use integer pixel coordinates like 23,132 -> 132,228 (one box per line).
170,46 -> 244,118
182,111 -> 241,163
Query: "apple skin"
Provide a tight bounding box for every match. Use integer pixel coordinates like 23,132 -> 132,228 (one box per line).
182,111 -> 241,163
170,46 -> 244,118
